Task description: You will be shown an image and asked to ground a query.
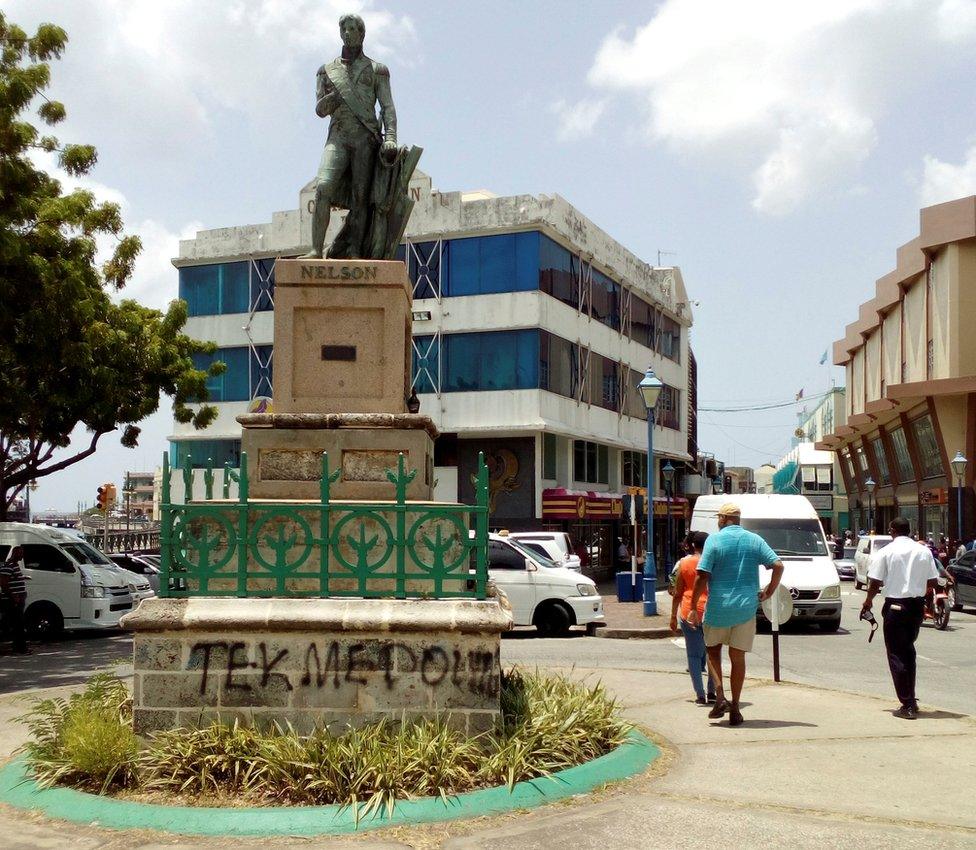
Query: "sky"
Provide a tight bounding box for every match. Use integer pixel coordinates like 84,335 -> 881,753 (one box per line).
9,0 -> 976,511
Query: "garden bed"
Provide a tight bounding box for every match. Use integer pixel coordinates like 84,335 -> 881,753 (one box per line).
1,669 -> 657,834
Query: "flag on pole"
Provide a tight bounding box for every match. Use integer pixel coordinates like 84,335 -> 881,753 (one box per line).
795,388 -> 804,401
819,349 -> 828,365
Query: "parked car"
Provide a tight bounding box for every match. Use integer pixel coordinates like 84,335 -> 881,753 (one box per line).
507,532 -> 582,571
479,531 -> 604,636
854,535 -> 893,589
0,522 -> 135,638
690,494 -> 842,631
834,544 -> 857,581
108,553 -> 161,593
947,549 -> 976,611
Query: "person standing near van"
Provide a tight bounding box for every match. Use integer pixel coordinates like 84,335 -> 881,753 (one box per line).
861,517 -> 939,720
1,545 -> 29,654
669,531 -> 715,705
687,504 -> 784,726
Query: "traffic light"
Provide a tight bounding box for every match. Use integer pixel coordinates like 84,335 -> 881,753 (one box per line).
96,483 -> 117,512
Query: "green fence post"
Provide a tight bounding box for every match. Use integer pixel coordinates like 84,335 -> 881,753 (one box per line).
319,452 -> 340,597
204,457 -> 215,501
160,452 -> 172,598
475,452 -> 489,599
236,452 -> 249,597
387,453 -> 416,599
223,463 -> 232,499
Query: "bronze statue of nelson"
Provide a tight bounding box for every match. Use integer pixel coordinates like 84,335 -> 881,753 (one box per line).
303,14 -> 421,261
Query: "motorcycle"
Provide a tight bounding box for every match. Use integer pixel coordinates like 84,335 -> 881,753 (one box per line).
923,573 -> 954,630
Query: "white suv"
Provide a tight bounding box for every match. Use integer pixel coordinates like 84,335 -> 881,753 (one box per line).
482,532 -> 604,636
854,535 -> 893,589
507,532 -> 582,572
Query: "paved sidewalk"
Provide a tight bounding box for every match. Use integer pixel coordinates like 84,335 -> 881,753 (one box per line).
0,666 -> 973,848
597,580 -> 671,637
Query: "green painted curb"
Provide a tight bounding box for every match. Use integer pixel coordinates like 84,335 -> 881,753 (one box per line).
0,731 -> 656,837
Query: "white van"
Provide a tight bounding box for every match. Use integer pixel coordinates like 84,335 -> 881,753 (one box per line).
481,532 -> 604,636
690,495 -> 842,632
0,523 -> 144,638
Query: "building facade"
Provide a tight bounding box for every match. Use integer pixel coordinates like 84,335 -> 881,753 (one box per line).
822,196 -> 976,540
771,388 -> 849,534
169,173 -> 696,576
124,471 -> 155,518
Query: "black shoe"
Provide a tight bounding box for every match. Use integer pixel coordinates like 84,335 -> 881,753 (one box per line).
707,694 -> 717,704
708,698 -> 729,719
695,696 -> 707,705
729,704 -> 744,726
894,704 -> 917,720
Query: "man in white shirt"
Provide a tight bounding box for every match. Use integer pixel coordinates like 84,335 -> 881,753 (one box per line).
861,516 -> 939,720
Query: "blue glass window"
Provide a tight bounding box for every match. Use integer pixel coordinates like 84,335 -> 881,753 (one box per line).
170,439 -> 242,468
591,269 -> 620,330
191,346 -> 272,402
423,330 -> 539,392
411,335 -> 439,393
178,260 -> 277,317
539,235 -> 576,309
445,232 -> 538,296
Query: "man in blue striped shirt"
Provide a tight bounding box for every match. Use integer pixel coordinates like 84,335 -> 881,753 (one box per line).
1,545 -> 29,654
688,504 -> 783,726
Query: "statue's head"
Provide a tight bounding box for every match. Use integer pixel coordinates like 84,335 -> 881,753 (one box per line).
339,13 -> 365,49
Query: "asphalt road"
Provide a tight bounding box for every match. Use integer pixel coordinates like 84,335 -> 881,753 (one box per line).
0,584 -> 972,714
502,585 -> 976,716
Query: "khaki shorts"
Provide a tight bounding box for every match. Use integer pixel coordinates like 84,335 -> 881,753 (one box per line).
703,618 -> 757,652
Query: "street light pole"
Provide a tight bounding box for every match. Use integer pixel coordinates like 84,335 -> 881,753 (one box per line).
865,477 -> 876,534
663,461 -> 675,574
951,452 -> 967,544
638,366 -> 664,617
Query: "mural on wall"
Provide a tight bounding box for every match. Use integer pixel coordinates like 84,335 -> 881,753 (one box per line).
459,438 -> 534,521
471,448 -> 521,513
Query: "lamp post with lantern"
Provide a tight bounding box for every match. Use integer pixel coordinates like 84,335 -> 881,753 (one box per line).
865,477 -> 876,534
663,460 -> 675,574
638,366 -> 663,616
951,451 -> 967,544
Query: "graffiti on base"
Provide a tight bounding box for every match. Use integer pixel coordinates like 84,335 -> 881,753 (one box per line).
190,640 -> 500,698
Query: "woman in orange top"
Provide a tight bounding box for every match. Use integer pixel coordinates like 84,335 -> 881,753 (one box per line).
670,531 -> 715,704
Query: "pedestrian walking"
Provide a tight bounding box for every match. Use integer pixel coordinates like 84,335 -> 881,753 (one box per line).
669,531 -> 715,705
861,517 -> 939,720
0,545 -> 30,654
687,503 -> 784,726
615,537 -> 630,569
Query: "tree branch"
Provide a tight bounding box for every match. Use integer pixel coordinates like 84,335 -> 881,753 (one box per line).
5,429 -> 113,489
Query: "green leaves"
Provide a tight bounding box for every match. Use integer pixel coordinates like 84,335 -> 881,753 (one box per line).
0,11 -> 222,514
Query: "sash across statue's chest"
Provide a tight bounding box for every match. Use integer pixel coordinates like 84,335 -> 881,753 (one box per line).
326,59 -> 380,135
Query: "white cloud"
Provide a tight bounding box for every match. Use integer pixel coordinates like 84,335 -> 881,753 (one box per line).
7,0 -> 417,158
550,98 -> 607,142
28,150 -> 199,311
919,144 -> 976,208
581,0 -> 976,214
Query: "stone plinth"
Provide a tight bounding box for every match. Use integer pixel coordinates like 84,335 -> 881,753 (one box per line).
238,412 -> 437,501
122,596 -> 513,736
272,259 -> 412,415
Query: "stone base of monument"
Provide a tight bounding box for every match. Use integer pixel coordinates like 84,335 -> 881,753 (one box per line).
238,412 -> 437,501
123,596 -> 512,736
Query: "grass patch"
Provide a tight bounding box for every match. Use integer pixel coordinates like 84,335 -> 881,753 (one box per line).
19,669 -> 628,818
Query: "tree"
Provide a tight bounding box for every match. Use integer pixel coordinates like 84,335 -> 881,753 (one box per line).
0,13 -> 223,519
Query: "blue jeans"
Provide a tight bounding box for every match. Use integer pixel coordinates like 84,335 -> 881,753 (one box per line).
680,618 -> 715,700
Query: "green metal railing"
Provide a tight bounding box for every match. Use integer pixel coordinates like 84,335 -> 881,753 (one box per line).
159,451 -> 489,600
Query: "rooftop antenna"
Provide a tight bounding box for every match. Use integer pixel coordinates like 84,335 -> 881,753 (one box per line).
657,249 -> 677,266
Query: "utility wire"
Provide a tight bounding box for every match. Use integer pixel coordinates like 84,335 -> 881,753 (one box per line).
699,389 -> 831,413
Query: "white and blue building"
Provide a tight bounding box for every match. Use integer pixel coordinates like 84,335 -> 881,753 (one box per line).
171,172 -> 696,573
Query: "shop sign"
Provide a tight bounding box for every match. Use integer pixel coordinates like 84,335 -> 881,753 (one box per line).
920,488 -> 948,505
806,494 -> 833,511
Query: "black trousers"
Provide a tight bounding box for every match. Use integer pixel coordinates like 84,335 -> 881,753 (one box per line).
1,598 -> 27,652
882,597 -> 925,706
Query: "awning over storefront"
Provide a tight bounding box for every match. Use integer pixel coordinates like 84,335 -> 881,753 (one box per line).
772,462 -> 799,494
542,488 -> 687,521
